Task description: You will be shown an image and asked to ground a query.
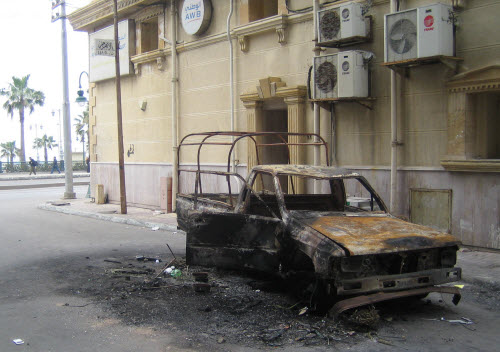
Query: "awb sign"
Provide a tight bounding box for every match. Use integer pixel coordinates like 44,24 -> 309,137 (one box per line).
94,39 -> 115,56
181,0 -> 212,35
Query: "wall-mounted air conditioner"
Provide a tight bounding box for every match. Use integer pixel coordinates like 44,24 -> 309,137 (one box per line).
317,2 -> 368,47
312,51 -> 372,100
384,3 -> 454,63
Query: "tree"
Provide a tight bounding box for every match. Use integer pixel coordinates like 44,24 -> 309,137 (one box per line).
0,75 -> 45,162
33,135 -> 58,164
0,141 -> 20,164
74,108 -> 89,163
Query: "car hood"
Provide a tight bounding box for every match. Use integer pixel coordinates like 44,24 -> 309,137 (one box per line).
293,212 -> 460,256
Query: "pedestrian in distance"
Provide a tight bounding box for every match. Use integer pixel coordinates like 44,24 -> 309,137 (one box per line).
51,156 -> 61,174
86,156 -> 90,173
28,157 -> 38,175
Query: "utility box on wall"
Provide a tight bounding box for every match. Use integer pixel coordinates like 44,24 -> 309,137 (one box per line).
410,189 -> 452,233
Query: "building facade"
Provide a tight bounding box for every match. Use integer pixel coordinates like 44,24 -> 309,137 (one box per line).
69,0 -> 500,249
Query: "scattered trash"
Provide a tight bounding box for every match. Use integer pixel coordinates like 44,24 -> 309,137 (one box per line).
12,339 -> 24,345
153,210 -> 164,215
151,226 -> 160,231
193,272 -> 208,282
49,201 -> 70,206
454,284 -> 465,289
343,306 -> 380,328
423,317 -> 474,325
104,258 -> 122,264
194,283 -> 211,293
164,267 -> 173,274
217,337 -> 226,344
298,307 -> 308,316
171,269 -> 182,278
377,338 -> 395,346
135,255 -> 161,262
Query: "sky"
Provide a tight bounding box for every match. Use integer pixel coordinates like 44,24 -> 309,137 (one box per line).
0,0 -> 91,162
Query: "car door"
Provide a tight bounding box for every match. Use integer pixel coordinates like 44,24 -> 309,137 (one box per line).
184,171 -> 284,273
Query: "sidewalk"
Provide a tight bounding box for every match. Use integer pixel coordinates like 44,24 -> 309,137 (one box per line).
37,197 -> 500,290
38,197 -> 178,232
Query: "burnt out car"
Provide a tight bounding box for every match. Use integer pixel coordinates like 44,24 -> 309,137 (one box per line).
176,132 -> 462,314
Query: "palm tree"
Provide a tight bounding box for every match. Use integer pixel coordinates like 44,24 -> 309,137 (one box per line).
74,109 -> 89,163
33,135 -> 58,164
0,75 -> 45,162
0,141 -> 20,164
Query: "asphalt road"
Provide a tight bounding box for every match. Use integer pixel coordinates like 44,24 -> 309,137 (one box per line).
1,184 -> 499,351
0,185 -> 186,352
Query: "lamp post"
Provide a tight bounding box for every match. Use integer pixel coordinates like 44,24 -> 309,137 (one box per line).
30,123 -> 43,161
51,0 -> 75,199
76,71 -> 89,107
51,109 -> 64,161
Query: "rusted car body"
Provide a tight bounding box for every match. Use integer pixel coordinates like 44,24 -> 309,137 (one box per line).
176,132 -> 462,314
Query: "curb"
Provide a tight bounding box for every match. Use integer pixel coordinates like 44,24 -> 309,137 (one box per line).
0,173 -> 89,181
38,203 -> 179,233
0,181 -> 89,190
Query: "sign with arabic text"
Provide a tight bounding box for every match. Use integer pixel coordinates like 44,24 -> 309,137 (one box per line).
181,0 -> 212,35
89,20 -> 135,82
94,39 -> 115,56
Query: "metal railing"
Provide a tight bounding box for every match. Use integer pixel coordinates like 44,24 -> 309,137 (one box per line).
0,161 -> 87,174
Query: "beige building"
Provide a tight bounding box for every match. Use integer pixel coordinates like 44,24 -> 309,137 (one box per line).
69,0 -> 500,249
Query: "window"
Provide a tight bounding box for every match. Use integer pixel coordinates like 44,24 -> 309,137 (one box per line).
240,0 -> 278,24
469,92 -> 500,159
133,5 -> 165,55
443,65 -> 500,172
139,17 -> 159,53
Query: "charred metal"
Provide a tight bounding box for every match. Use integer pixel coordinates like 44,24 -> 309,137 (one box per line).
176,132 -> 462,313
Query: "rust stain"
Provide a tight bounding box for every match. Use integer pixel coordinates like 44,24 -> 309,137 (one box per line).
308,216 -> 460,256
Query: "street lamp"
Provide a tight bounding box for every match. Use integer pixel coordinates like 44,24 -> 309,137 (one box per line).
51,0 -> 75,199
30,123 -> 43,162
76,71 -> 89,107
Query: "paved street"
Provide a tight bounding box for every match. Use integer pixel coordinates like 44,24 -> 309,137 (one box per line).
0,184 -> 185,352
0,179 -> 499,351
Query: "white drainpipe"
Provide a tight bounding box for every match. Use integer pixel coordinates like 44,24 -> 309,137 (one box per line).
390,0 -> 398,213
313,0 -> 321,192
227,0 -> 236,172
171,0 -> 179,211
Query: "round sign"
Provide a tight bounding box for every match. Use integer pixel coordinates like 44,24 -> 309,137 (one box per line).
342,8 -> 350,19
342,61 -> 350,72
181,0 -> 212,36
424,15 -> 434,28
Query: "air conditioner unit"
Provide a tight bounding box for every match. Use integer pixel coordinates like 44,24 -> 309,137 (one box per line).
312,51 -> 371,100
317,2 -> 367,46
384,3 -> 453,63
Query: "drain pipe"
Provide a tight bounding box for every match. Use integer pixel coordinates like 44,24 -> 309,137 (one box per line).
313,0 -> 321,192
227,0 -> 236,172
390,0 -> 398,213
171,0 -> 179,211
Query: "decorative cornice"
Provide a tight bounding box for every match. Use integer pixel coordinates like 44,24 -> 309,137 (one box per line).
131,48 -> 170,75
441,159 -> 500,173
233,15 -> 289,50
275,86 -> 307,99
132,4 -> 164,23
447,65 -> 500,93
68,0 -> 160,32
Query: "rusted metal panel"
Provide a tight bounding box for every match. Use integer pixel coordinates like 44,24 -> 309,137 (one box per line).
336,267 -> 462,295
305,215 -> 460,256
329,286 -> 462,318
